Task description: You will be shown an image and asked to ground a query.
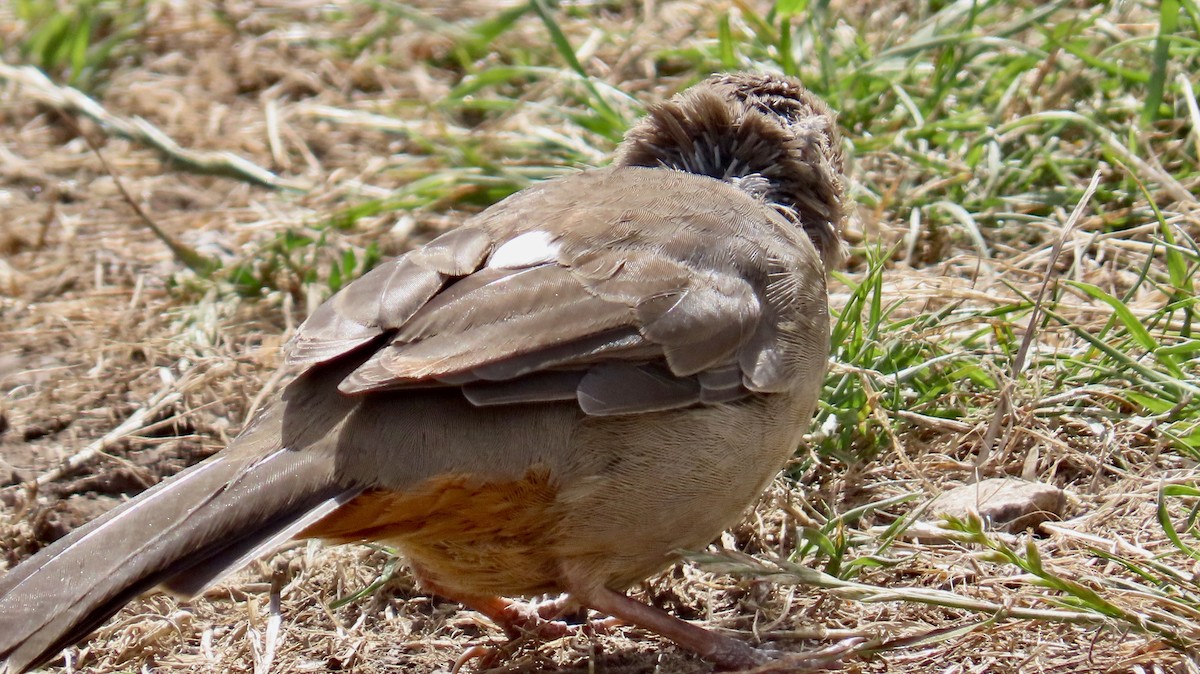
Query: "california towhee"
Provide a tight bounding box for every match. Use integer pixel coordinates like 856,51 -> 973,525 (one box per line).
0,71 -> 845,673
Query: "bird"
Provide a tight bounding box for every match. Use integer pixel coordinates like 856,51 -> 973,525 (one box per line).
0,71 -> 846,673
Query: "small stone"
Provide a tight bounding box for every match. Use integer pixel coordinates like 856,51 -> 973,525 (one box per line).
927,477 -> 1065,533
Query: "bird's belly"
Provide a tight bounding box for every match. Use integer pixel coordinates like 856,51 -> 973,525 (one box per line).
302,468 -> 567,597
551,393 -> 814,590
301,392 -> 814,599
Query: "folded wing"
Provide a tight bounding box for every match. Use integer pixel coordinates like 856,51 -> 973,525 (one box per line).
286,167 -> 819,415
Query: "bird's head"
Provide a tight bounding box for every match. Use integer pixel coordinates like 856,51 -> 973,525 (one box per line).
615,72 -> 845,272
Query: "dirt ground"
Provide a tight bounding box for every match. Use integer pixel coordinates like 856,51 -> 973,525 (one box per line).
1,1 -> 1197,673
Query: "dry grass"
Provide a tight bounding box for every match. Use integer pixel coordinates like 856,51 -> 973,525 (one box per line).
2,0 -> 1199,672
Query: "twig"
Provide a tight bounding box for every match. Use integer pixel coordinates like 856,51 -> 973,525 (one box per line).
60,112 -> 220,276
30,378 -> 184,490
254,569 -> 284,674
692,550 -> 1108,626
0,60 -> 306,191
244,366 -> 289,428
974,170 -> 1102,468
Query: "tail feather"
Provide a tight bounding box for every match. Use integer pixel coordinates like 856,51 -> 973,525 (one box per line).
0,443 -> 350,674
160,462 -> 361,597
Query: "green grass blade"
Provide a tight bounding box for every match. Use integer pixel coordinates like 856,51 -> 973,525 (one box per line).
1145,0 -> 1181,122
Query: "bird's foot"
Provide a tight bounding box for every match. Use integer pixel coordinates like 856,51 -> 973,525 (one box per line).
565,582 -> 862,672
491,596 -> 576,640
448,595 -> 618,672
459,594 -> 616,640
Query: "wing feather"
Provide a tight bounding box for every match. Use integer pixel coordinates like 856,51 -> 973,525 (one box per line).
284,167 -> 825,415
285,227 -> 493,366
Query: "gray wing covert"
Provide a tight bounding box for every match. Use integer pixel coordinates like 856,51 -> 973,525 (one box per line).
284,168 -> 811,416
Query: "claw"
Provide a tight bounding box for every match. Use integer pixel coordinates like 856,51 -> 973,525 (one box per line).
450,644 -> 494,673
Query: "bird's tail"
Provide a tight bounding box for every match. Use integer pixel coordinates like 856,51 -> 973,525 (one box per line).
0,397 -> 359,674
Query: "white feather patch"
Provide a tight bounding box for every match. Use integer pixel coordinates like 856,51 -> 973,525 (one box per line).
487,231 -> 560,269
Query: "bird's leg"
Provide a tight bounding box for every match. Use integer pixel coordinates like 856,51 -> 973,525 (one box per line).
412,575 -> 554,672
568,583 -> 856,672
569,583 -> 761,669
443,593 -> 619,639
435,591 -> 620,672
525,593 -> 580,621
410,563 -> 615,639
448,593 -> 576,640
441,594 -> 571,674
412,568 -> 618,671
524,593 -> 623,631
